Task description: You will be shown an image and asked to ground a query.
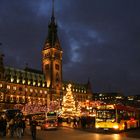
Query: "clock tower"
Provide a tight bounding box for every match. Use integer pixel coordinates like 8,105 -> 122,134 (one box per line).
42,0 -> 63,101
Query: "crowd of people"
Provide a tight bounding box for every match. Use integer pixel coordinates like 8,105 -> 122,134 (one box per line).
0,112 -> 38,140
0,114 -> 26,138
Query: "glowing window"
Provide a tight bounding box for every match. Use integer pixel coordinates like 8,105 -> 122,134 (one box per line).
38,82 -> 40,86
30,89 -> 33,92
17,79 -> 20,83
11,78 -> 14,82
22,80 -> 25,84
33,81 -> 36,86
42,83 -> 45,87
7,85 -> 10,89
13,86 -> 16,90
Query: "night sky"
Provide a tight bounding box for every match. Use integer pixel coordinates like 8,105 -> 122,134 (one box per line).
0,0 -> 140,95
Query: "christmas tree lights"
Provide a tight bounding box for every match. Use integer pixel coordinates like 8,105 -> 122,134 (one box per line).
61,84 -> 81,118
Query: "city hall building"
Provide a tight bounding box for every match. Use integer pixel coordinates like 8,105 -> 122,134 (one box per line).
0,5 -> 92,110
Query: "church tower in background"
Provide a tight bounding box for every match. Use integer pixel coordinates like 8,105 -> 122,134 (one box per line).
42,0 -> 63,101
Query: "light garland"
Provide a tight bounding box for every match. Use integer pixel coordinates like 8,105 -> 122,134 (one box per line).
21,103 -> 48,115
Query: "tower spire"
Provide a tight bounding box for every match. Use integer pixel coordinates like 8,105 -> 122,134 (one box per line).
51,0 -> 55,23
43,0 -> 62,50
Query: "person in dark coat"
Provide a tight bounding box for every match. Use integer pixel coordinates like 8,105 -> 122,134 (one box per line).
73,117 -> 77,128
0,116 -> 3,136
1,116 -> 7,136
30,117 -> 37,140
9,118 -> 15,137
21,118 -> 26,136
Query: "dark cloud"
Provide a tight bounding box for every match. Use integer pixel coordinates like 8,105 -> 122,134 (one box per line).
0,0 -> 140,95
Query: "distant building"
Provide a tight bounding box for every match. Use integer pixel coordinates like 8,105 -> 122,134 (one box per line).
93,92 -> 125,104
125,95 -> 140,108
92,92 -> 140,108
0,3 -> 92,110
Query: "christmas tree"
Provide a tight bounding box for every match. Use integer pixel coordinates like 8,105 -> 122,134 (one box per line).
61,84 -> 80,118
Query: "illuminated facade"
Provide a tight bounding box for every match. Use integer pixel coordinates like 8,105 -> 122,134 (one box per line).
0,3 -> 92,110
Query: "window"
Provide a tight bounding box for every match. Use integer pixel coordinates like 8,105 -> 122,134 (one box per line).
33,81 -> 36,85
38,82 -> 40,86
28,80 -> 31,85
22,80 -> 25,84
54,52 -> 60,59
19,87 -> 22,91
46,52 -> 50,58
7,85 -> 10,89
17,79 -> 20,83
10,95 -> 14,102
56,72 -> 59,82
25,88 -> 28,92
11,77 -> 14,82
55,64 -> 59,70
42,83 -> 45,87
13,86 -> 17,90
45,64 -> 49,70
30,89 -> 33,92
